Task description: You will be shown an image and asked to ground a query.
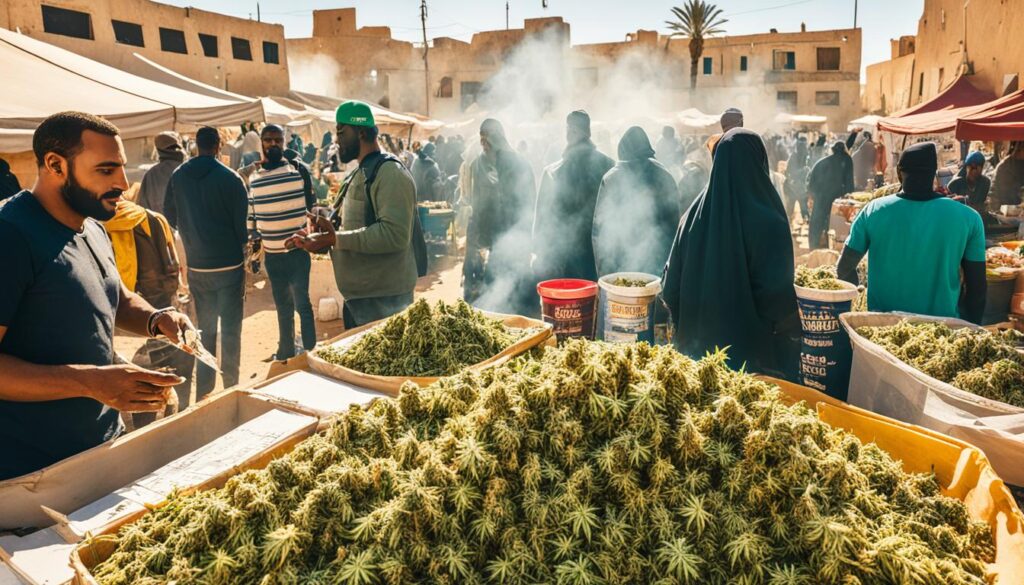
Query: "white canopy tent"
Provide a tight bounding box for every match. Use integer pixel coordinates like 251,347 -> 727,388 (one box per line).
0,28 -> 264,152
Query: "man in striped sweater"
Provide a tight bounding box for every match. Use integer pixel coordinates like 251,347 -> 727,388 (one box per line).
246,125 -> 317,360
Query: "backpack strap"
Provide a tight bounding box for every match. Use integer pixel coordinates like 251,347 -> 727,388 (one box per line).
361,152 -> 403,225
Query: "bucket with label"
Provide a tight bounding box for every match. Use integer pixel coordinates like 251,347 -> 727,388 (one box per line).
537,279 -> 599,341
794,281 -> 859,400
597,273 -> 662,344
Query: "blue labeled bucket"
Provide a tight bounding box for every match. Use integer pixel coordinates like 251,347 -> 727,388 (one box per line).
597,273 -> 661,344
795,280 -> 859,400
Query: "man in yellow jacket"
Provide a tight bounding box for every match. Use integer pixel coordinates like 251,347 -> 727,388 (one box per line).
104,199 -> 194,427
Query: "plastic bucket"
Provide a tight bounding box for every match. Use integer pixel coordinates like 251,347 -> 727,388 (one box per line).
597,273 -> 662,343
537,279 -> 599,341
794,281 -> 859,400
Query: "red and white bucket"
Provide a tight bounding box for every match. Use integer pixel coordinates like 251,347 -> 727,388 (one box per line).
537,279 -> 599,341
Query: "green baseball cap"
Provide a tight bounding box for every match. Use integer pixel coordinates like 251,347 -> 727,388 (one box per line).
335,100 -> 376,127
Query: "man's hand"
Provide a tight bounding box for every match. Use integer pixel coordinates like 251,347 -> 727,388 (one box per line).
83,364 -> 183,412
286,211 -> 336,252
152,310 -> 194,346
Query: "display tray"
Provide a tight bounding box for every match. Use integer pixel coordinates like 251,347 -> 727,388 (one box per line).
306,311 -> 553,396
0,390 -> 319,533
71,377 -> 1024,585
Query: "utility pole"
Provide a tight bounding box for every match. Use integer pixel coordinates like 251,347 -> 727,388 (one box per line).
256,2 -> 261,22
853,0 -> 858,28
421,0 -> 431,116
506,1 -> 510,30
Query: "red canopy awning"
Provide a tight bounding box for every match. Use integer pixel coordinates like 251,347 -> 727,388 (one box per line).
891,75 -> 995,117
955,90 -> 1024,141
877,75 -> 997,136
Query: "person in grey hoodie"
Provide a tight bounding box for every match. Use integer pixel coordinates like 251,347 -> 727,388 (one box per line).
164,127 -> 248,399
137,132 -> 185,215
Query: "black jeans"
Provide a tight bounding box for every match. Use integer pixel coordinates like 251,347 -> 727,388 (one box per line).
264,249 -> 317,359
342,293 -> 414,328
189,267 -> 244,398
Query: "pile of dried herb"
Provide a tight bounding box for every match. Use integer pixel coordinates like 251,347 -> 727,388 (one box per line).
611,277 -> 652,288
92,341 -> 994,585
858,319 -> 1024,408
316,299 -> 525,377
795,265 -> 846,291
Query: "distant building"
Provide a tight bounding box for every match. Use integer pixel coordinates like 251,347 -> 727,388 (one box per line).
0,0 -> 289,97
865,0 -> 1023,115
287,8 -> 863,130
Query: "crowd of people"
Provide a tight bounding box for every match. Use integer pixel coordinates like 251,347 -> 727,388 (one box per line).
3,100 -> 1024,481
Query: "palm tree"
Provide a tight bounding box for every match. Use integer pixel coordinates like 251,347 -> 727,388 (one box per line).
665,1 -> 728,90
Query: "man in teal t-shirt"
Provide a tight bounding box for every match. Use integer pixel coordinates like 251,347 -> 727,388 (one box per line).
837,142 -> 987,323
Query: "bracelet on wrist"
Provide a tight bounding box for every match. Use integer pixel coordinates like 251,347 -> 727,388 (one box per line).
147,307 -> 175,337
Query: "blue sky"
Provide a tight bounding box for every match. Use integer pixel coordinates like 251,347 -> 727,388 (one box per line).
168,0 -> 924,77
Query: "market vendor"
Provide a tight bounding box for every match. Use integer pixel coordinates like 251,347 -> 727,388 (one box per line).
0,112 -> 191,480
992,141 -> 1024,207
837,142 -> 987,324
948,150 -> 992,222
288,101 -> 419,328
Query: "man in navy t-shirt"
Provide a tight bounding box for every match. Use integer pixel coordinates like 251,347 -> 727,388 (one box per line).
0,112 -> 193,480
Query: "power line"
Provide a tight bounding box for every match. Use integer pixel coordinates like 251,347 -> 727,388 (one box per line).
725,0 -> 819,18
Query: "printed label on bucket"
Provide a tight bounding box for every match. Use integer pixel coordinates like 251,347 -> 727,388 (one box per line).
541,298 -> 597,340
601,299 -> 654,343
797,297 -> 853,400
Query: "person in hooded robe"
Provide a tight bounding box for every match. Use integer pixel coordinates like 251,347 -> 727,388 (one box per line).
852,132 -> 878,190
532,110 -> 615,283
238,129 -> 262,169
0,157 -> 21,202
412,142 -> 443,202
662,129 -> 800,379
838,142 -> 987,323
593,126 -> 681,277
463,119 -> 537,315
806,141 -> 854,249
677,160 -> 709,216
138,132 -> 186,215
783,137 -> 811,223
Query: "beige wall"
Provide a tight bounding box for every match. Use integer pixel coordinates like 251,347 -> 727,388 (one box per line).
864,0 -> 1024,115
288,8 -> 863,130
2,0 -> 289,97
864,53 -> 916,114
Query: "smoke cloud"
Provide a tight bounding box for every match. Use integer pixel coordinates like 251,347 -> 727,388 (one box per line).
288,54 -> 344,97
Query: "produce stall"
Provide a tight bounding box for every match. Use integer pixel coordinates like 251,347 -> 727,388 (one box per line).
3,300 -> 1023,584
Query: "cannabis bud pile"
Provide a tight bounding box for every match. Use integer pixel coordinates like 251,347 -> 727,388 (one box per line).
91,341 -> 993,585
794,265 -> 846,291
316,299 -> 527,377
610,277 -> 652,288
858,319 -> 1024,408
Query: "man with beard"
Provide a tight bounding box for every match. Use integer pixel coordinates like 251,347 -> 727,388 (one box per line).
289,101 -> 418,328
243,125 -> 317,361
532,110 -> 614,282
0,112 -> 190,480
806,141 -> 854,249
165,127 -> 249,399
461,119 -> 537,316
593,126 -> 681,277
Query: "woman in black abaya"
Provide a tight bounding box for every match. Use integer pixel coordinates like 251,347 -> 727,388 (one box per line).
662,128 -> 799,379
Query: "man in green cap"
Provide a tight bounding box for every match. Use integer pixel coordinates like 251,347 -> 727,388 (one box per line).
288,100 -> 419,327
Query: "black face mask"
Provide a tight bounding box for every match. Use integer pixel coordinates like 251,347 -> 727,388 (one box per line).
265,146 -> 284,163
62,163 -> 120,221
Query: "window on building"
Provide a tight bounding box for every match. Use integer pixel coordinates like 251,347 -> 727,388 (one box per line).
111,20 -> 144,47
817,47 -> 841,71
198,33 -> 218,57
231,37 -> 252,61
938,67 -> 945,90
739,56 -> 748,72
461,81 -> 482,111
41,5 -> 93,40
773,50 -> 796,71
262,41 -> 279,64
918,72 -> 925,97
777,91 -> 798,111
159,27 -> 187,54
703,57 -> 713,75
437,76 -> 454,98
815,91 -> 840,106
